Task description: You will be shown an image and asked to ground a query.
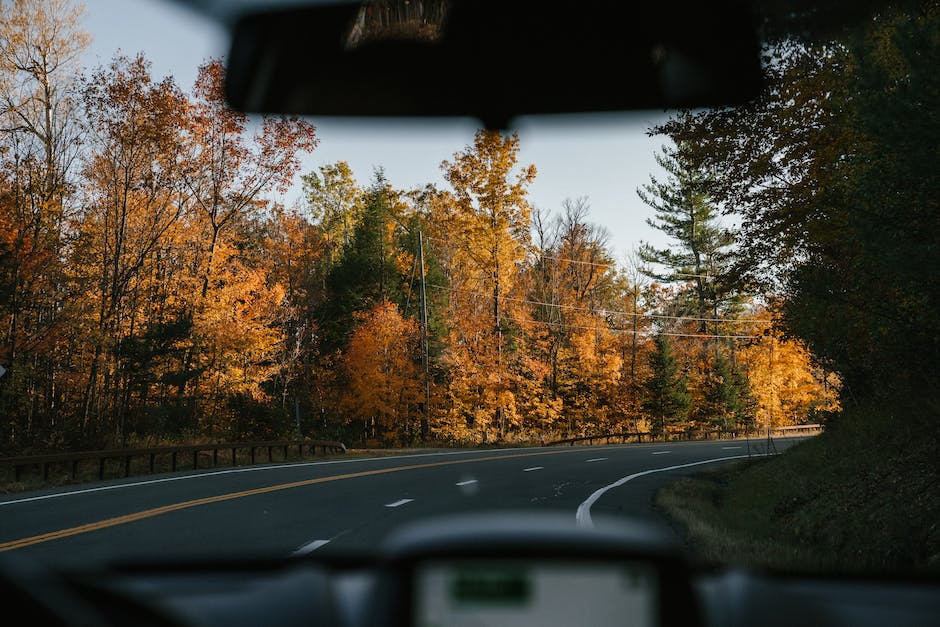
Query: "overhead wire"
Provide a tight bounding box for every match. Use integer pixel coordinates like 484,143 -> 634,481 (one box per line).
424,235 -> 717,279
426,283 -> 771,325
520,317 -> 762,340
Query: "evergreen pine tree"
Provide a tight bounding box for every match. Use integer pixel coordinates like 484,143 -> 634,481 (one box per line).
643,334 -> 691,439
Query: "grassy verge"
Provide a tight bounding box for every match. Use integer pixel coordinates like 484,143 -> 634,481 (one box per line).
656,404 -> 939,574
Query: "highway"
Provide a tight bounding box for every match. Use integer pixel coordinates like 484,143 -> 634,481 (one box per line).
0,438 -> 805,569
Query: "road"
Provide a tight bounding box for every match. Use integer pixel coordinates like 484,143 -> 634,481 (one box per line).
0,438 -> 804,569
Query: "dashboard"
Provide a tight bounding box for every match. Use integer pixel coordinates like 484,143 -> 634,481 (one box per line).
7,512 -> 937,627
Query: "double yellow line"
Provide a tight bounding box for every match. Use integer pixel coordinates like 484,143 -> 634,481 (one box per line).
0,447 -> 597,552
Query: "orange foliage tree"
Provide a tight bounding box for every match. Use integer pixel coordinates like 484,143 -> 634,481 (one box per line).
341,300 -> 420,444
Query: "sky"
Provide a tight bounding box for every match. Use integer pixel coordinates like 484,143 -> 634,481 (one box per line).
81,0 -> 674,259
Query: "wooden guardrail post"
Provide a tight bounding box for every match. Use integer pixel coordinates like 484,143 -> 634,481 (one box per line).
1,438 -> 346,486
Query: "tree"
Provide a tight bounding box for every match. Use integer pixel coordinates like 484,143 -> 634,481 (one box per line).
182,59 -> 318,301
527,198 -> 621,435
643,334 -> 690,439
75,54 -> 190,444
302,161 -> 362,254
438,130 -> 536,440
740,328 -> 840,429
0,0 -> 89,448
637,143 -> 737,334
700,352 -> 755,431
317,170 -> 409,353
341,300 -> 420,443
651,6 -> 940,409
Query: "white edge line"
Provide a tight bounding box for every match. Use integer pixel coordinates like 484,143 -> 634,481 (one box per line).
0,446 -> 544,507
385,498 -> 413,508
2,441 -> 759,507
576,454 -> 766,528
455,479 -> 478,486
291,539 -> 330,556
522,466 -> 543,472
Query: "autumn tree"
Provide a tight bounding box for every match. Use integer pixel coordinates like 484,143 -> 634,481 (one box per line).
528,198 -> 622,435
613,248 -> 655,426
437,130 -> 536,441
0,0 -> 89,448
175,60 -> 316,434
341,300 -> 420,444
182,59 -> 317,300
740,327 -> 839,429
74,54 -> 190,445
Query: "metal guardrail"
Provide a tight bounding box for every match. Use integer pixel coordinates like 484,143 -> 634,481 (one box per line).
0,439 -> 346,483
771,423 -> 823,434
545,424 -> 822,446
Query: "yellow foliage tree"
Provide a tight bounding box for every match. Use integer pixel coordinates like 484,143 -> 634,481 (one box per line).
191,240 -> 288,433
740,329 -> 840,428
436,130 -> 536,441
341,300 -> 420,443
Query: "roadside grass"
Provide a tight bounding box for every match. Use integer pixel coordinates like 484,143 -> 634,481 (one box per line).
656,404 -> 940,574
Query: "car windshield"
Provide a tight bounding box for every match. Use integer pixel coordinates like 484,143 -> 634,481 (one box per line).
0,0 -> 936,579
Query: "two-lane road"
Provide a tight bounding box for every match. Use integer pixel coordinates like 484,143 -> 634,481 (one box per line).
0,438 -> 803,569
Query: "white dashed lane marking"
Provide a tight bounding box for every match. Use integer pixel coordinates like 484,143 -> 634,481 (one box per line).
523,466 -> 544,472
385,499 -> 413,508
291,539 -> 330,556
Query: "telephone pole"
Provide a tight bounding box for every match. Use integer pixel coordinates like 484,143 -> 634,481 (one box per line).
418,231 -> 430,442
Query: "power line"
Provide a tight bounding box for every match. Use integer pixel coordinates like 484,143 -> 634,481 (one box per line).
535,253 -> 616,269
427,283 -> 771,325
518,317 -> 762,340
425,236 -> 718,280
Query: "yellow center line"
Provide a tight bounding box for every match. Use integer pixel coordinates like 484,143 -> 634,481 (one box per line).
0,447 -> 613,552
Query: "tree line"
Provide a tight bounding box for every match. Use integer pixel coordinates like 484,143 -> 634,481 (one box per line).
0,0 -> 840,453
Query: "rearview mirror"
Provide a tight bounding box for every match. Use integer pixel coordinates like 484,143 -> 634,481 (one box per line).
224,0 -> 763,129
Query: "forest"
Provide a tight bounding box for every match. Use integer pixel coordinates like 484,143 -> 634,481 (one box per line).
0,0 -> 857,453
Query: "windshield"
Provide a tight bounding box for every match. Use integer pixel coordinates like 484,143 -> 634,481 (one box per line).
0,0 -> 936,579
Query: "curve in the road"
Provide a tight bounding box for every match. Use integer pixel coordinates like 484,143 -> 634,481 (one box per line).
0,446 -> 620,553
574,454 -> 766,528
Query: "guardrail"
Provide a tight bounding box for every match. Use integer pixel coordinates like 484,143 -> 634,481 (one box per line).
771,423 -> 823,435
545,424 -> 822,446
0,439 -> 346,483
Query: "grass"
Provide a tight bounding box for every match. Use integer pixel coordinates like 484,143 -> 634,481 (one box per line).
656,403 -> 940,575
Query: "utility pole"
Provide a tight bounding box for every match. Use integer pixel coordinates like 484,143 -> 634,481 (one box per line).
766,335 -> 777,454
418,231 -> 430,442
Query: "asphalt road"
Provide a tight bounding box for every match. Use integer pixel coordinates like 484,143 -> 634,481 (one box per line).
0,438 -> 805,570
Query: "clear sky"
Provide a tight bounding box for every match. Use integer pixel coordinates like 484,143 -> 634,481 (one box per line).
81,0 -> 674,258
